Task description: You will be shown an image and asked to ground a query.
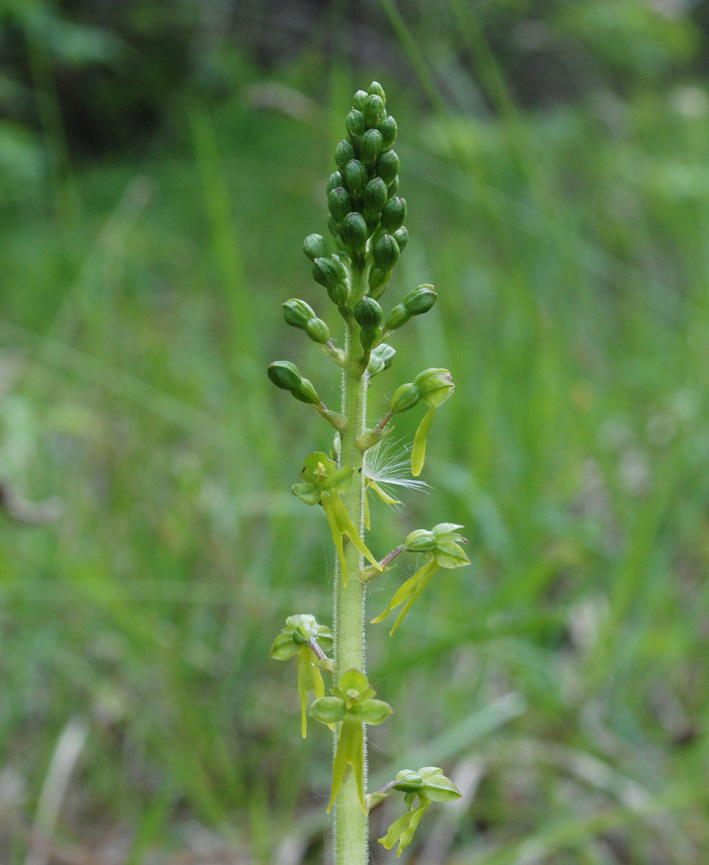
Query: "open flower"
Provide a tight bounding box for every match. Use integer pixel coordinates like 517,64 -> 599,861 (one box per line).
292,452 -> 382,584
378,767 -> 461,857
270,614 -> 333,737
372,524 -> 470,635
310,669 -> 392,811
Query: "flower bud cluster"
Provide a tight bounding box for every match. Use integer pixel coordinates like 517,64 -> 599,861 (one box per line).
305,82 -> 408,309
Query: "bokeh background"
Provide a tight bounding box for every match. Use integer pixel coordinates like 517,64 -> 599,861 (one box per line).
2,1 -> 709,863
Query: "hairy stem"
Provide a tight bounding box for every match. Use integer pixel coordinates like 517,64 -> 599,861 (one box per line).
334,261 -> 369,865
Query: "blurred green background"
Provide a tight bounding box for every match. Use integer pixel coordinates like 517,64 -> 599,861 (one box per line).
1,0 -> 709,863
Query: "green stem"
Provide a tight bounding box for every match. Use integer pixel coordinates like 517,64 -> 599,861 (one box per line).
334,261 -> 369,865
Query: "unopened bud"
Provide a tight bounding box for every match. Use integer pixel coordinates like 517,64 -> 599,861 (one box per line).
354,297 -> 383,352
368,266 -> 390,297
328,187 -> 352,224
340,212 -> 367,253
361,128 -> 383,166
368,81 -> 386,102
312,257 -> 342,290
346,109 -> 366,138
352,89 -> 368,111
267,361 -> 321,405
303,233 -> 328,261
392,770 -> 424,793
344,159 -> 367,198
403,284 -> 437,316
390,382 -> 420,414
383,303 -> 410,332
376,150 -> 399,185
282,298 -> 316,329
414,368 -> 454,407
405,528 -> 436,552
380,197 -> 407,232
378,115 -> 397,149
335,139 -> 355,171
327,171 -> 343,193
372,234 -> 400,270
363,178 -> 388,217
305,318 -> 330,344
367,343 -> 395,377
363,94 -> 385,128
393,226 -> 408,252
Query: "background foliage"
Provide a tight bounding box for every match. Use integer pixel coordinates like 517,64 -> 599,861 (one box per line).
2,1 -> 709,863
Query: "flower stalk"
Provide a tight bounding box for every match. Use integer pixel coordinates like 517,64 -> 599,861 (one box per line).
268,82 -> 465,864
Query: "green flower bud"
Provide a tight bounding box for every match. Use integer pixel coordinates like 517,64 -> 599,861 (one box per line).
352,89 -> 368,110
392,770 -> 424,793
367,343 -> 395,377
363,177 -> 388,216
381,196 -> 407,232
368,80 -> 386,102
282,298 -> 316,329
393,226 -> 408,252
376,150 -> 399,185
354,296 -> 383,331
368,266 -> 391,297
387,175 -> 400,197
310,696 -> 347,725
344,159 -> 367,198
372,234 -> 400,270
328,187 -> 352,224
361,128 -> 383,166
354,296 -> 383,352
335,139 -> 355,171
305,318 -> 330,344
378,115 -> 397,149
403,284 -> 437,316
327,171 -> 343,193
312,257 -> 342,290
340,212 -> 367,253
303,233 -> 328,261
405,528 -> 436,552
384,303 -> 410,332
363,94 -> 385,128
267,361 -> 321,405
390,382 -> 420,414
346,109 -> 366,138
413,368 -> 454,407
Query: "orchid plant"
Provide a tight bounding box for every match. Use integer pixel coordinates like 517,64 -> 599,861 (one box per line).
268,82 -> 469,864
